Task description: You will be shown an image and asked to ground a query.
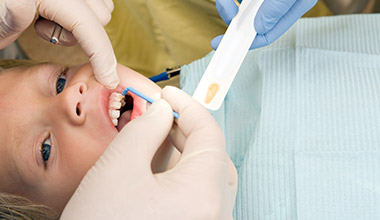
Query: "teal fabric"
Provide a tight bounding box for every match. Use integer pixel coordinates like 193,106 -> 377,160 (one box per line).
180,14 -> 380,220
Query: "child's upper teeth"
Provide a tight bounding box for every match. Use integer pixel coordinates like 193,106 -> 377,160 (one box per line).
109,109 -> 120,119
110,101 -> 121,109
108,92 -> 126,126
111,92 -> 124,100
121,98 -> 126,107
112,118 -> 118,126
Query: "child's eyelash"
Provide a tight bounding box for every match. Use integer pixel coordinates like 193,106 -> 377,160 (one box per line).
54,67 -> 68,95
39,132 -> 51,168
55,67 -> 68,81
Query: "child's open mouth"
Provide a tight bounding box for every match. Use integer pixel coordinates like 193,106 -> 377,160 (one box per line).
108,92 -> 146,132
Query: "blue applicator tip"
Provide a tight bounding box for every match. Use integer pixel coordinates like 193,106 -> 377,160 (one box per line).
122,87 -> 179,119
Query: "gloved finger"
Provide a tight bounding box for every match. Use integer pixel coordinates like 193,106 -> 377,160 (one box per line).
167,91 -> 237,189
34,18 -> 77,46
216,0 -> 239,25
103,0 -> 115,12
161,86 -> 226,159
249,33 -> 266,50
251,0 -> 317,49
170,107 -> 237,188
226,155 -> 237,186
34,0 -> 114,46
38,0 -> 119,89
171,120 -> 237,186
226,154 -> 238,209
211,35 -> 224,50
105,99 -> 173,176
254,0 -> 297,34
169,123 -> 186,153
0,0 -> 36,49
83,0 -> 113,26
166,90 -> 237,186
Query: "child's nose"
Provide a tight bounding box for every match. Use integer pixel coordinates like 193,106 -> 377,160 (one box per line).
59,82 -> 87,125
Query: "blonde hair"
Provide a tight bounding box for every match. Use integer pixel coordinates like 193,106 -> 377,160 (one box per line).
0,192 -> 59,220
0,59 -> 38,70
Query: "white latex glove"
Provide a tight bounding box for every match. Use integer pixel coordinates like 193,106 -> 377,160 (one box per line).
0,0 -> 119,89
61,86 -> 238,220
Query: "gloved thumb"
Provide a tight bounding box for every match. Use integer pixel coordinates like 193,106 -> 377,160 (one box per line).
211,35 -> 224,50
104,99 -> 174,176
216,0 -> 239,25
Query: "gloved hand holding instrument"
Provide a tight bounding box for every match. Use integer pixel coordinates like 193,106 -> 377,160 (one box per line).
61,86 -> 238,219
0,0 -> 119,89
211,0 -> 318,50
193,0 -> 317,110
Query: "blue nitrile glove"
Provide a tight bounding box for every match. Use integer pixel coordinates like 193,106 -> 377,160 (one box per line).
211,0 -> 318,50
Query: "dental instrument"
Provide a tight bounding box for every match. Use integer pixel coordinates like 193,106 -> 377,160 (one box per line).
192,0 -> 264,110
149,67 -> 181,83
121,87 -> 179,119
50,24 -> 63,44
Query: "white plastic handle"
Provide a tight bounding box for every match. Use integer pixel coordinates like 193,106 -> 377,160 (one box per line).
192,0 -> 264,110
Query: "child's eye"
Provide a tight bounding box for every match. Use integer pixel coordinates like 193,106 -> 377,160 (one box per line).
56,74 -> 66,94
41,137 -> 51,164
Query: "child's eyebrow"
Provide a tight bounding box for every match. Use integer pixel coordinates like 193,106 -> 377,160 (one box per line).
5,134 -> 35,191
11,116 -> 43,184
33,64 -> 64,96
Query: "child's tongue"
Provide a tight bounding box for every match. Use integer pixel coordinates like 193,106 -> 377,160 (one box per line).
117,110 -> 131,131
116,93 -> 146,131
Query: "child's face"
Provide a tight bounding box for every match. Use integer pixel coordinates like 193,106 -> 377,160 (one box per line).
0,63 -> 161,211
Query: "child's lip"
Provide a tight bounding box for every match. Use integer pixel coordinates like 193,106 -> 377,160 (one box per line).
116,91 -> 148,131
99,86 -> 148,133
128,92 -> 147,121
